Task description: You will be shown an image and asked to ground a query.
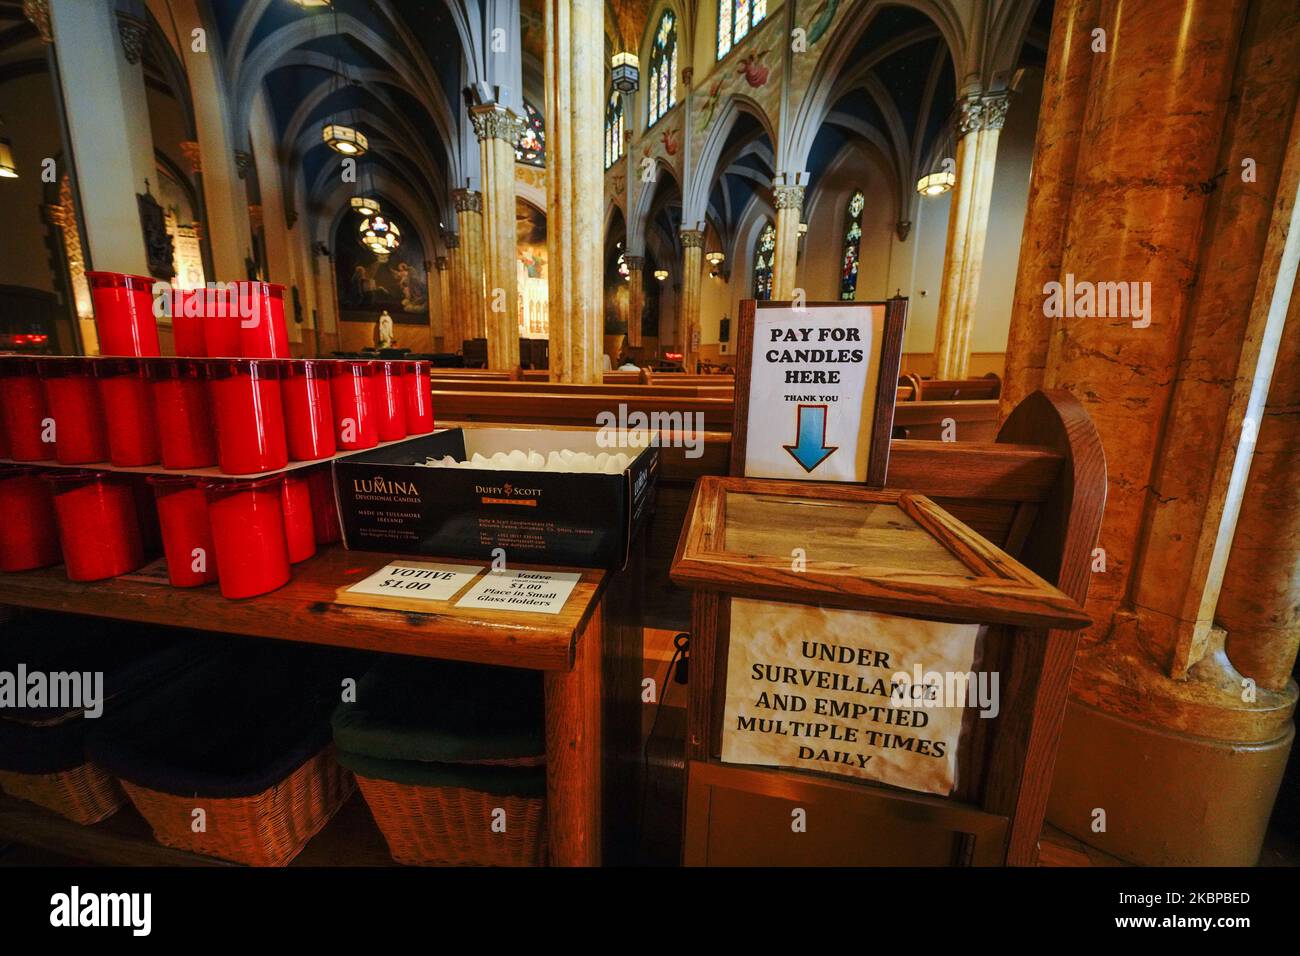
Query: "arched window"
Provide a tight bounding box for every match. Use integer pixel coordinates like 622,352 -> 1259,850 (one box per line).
514,99 -> 545,167
605,91 -> 625,170
718,0 -> 768,60
647,10 -> 678,127
753,222 -> 775,300
840,190 -> 864,300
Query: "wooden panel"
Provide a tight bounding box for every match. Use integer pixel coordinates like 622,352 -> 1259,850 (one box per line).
432,390 -> 735,429
0,548 -> 602,672
544,608 -> 603,866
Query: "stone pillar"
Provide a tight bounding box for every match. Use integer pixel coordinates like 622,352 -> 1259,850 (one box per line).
1011,0 -> 1300,865
625,255 -> 644,348
49,0 -> 155,276
1000,0 -> 1102,416
435,255 -> 450,351
471,105 -> 521,371
445,232 -> 465,354
772,181 -> 804,300
544,0 -> 604,383
679,229 -> 704,372
932,92 -> 1008,380
453,188 -> 487,341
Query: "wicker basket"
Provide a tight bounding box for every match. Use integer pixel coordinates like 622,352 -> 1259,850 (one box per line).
120,747 -> 353,866
354,773 -> 545,866
0,764 -> 125,825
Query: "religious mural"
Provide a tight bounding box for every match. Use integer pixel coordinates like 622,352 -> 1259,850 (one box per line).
334,209 -> 429,325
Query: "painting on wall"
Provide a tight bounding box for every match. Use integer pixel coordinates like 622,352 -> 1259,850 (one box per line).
334,209 -> 429,325
517,200 -> 548,338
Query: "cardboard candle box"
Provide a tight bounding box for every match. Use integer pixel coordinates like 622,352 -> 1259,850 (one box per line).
332,428 -> 659,569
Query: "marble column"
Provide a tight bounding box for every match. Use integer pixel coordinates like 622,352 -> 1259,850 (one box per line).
471,105 -> 521,371
772,182 -> 804,300
999,0 -> 1100,417
625,255 -> 644,348
445,232 -> 466,354
453,188 -> 487,341
1019,0 -> 1300,866
932,92 -> 1008,380
679,229 -> 705,372
544,0 -> 604,383
435,255 -> 450,351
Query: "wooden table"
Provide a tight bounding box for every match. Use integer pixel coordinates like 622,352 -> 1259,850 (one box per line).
0,545 -> 645,867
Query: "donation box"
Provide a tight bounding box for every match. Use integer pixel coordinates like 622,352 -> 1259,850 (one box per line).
670,476 -> 1091,866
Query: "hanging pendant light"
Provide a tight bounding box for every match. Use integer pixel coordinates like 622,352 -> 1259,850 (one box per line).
0,116 -> 16,178
321,5 -> 367,156
916,171 -> 954,196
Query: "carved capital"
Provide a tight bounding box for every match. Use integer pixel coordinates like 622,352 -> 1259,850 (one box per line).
895,220 -> 912,242
22,0 -> 52,44
444,232 -> 460,250
956,92 -> 1010,137
470,104 -> 522,143
774,184 -> 805,211
234,150 -> 252,179
452,188 -> 483,214
624,255 -> 644,271
679,229 -> 705,249
117,11 -> 147,65
436,256 -> 449,271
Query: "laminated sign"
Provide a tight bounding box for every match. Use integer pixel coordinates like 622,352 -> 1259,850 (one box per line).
721,598 -> 980,796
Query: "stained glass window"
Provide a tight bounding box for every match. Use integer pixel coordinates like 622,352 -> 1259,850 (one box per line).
605,92 -> 625,170
514,100 -> 545,167
717,0 -> 767,60
753,222 -> 775,300
648,11 -> 678,127
840,190 -> 864,300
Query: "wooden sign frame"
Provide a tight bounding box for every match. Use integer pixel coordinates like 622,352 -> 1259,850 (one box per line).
728,297 -> 908,487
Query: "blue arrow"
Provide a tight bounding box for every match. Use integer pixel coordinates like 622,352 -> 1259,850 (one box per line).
784,404 -> 838,473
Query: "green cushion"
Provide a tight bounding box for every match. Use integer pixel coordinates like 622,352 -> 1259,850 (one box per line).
331,658 -> 544,763
338,749 -> 545,798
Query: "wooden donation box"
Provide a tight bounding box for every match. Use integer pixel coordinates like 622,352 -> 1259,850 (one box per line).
670,477 -> 1092,866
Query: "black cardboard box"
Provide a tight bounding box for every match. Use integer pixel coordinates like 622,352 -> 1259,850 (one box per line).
332,428 -> 659,569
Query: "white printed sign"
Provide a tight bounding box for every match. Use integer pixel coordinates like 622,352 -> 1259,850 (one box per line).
347,560 -> 485,602
455,568 -> 581,615
743,303 -> 886,482
722,598 -> 981,796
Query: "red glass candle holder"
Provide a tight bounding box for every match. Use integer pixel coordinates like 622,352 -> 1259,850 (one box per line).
169,289 -> 208,357
206,359 -> 289,474
0,357 -> 52,461
331,361 -> 378,450
40,359 -> 109,465
282,360 -> 336,461
87,271 -> 161,357
370,360 -> 408,441
306,464 -> 341,545
94,358 -> 159,467
200,476 -> 291,598
201,286 -> 242,358
0,465 -> 61,572
148,474 -> 218,587
280,471 -> 317,564
403,360 -> 434,434
236,282 -> 290,359
43,470 -> 144,581
147,359 -> 218,470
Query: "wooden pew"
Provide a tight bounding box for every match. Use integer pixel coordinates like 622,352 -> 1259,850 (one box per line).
432,389 -> 736,430
892,399 -> 1000,441
913,373 -> 1001,401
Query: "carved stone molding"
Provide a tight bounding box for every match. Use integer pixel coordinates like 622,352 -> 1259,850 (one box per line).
117,11 -> 147,65
774,184 -> 805,211
444,232 -> 460,250
179,141 -> 203,174
234,150 -> 252,179
470,104 -> 522,143
436,256 -> 449,271
956,92 -> 1011,137
22,0 -> 52,44
452,188 -> 483,214
680,229 -> 705,249
896,220 -> 912,242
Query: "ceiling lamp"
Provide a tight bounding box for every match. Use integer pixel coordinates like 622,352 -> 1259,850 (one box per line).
291,1 -> 332,7
612,51 -> 640,93
654,269 -> 668,281
705,251 -> 725,267
916,171 -> 955,196
351,195 -> 381,216
323,122 -> 367,156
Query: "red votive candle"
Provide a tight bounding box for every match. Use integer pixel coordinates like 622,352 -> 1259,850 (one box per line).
331,361 -> 378,450
306,464 -> 341,545
0,358 -> 52,461
207,359 -> 288,474
95,359 -> 159,467
200,476 -> 291,598
369,361 -> 407,441
147,359 -> 218,469
170,289 -> 207,357
281,360 -> 336,461
43,470 -> 143,581
0,466 -> 61,572
201,286 -> 242,358
148,474 -> 218,587
237,282 -> 290,359
280,472 -> 317,564
40,359 -> 108,465
403,361 -> 434,434
87,271 -> 161,357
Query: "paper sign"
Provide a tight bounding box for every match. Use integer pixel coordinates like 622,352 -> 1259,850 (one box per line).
347,560 -> 485,602
721,598 -> 980,797
455,568 -> 581,615
743,303 -> 886,482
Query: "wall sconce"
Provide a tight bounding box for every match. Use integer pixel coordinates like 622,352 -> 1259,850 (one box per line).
705,251 -> 725,277
654,269 -> 669,281
916,171 -> 955,196
798,221 -> 808,236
